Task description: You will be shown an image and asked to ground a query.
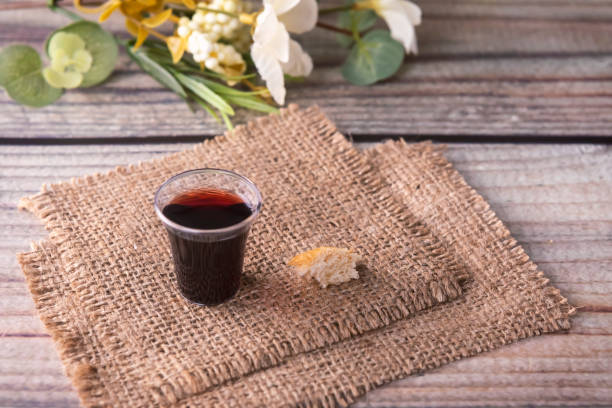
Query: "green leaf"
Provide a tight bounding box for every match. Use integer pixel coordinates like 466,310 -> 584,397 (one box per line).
336,2 -> 377,47
189,76 -> 266,96
0,45 -> 62,107
142,47 -> 184,67
126,46 -> 187,98
220,111 -> 234,130
189,92 -> 221,123
0,45 -> 35,87
224,95 -> 278,114
183,75 -> 276,113
284,74 -> 305,83
47,21 -> 118,87
200,70 -> 257,81
173,71 -> 234,115
341,30 -> 404,86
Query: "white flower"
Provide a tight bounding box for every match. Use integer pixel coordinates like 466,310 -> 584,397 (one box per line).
186,31 -> 246,80
251,0 -> 317,105
359,0 -> 421,54
267,0 -> 318,34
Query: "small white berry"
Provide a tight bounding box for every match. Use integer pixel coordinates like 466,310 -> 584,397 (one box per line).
228,19 -> 239,30
177,26 -> 190,38
204,12 -> 216,24
200,41 -> 212,54
193,12 -> 205,24
205,58 -> 219,69
222,26 -> 234,38
187,35 -> 200,53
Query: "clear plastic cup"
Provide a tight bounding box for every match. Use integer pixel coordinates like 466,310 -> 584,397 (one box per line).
154,169 -> 262,305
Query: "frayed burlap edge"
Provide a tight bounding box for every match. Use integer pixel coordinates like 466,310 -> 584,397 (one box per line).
367,140 -> 575,334
17,242 -> 108,407
17,106 -> 467,407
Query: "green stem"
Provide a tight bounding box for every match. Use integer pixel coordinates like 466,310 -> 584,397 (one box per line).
48,3 -> 84,21
352,26 -> 362,45
195,6 -> 238,17
315,21 -> 352,37
114,35 -> 130,48
318,4 -> 354,15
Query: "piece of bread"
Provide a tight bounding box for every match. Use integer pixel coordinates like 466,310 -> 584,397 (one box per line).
288,247 -> 361,288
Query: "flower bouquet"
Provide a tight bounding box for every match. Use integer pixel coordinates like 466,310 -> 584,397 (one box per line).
0,0 -> 421,128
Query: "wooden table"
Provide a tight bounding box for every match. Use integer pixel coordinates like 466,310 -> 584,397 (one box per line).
1,1 -> 611,407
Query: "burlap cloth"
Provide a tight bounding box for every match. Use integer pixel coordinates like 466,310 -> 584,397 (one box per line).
18,106 -> 574,407
173,140 -> 574,407
17,106 -> 467,407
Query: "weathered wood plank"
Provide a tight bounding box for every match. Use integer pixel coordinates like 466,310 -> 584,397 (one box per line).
5,0 -> 612,20
0,142 -> 610,407
1,334 -> 611,408
0,337 -> 80,408
1,8 -> 612,139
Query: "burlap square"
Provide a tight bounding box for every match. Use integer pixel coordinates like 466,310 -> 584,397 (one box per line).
156,140 -> 571,407
17,106 -> 465,407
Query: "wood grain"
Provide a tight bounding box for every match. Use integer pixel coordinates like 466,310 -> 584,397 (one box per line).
1,143 -> 610,407
5,0 -> 612,19
1,5 -> 612,139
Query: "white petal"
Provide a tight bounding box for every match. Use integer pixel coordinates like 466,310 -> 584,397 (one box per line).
268,0 -> 300,15
409,24 -> 418,53
380,9 -> 418,54
277,0 -> 318,34
254,5 -> 290,62
251,42 -> 286,105
401,1 -> 422,25
375,0 -> 399,12
280,39 -> 313,77
253,5 -> 277,44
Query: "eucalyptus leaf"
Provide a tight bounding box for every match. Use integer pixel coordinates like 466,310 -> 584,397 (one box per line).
341,30 -> 404,86
336,1 -> 377,47
126,47 -> 187,98
47,21 -> 118,87
173,71 -> 234,115
0,45 -> 62,107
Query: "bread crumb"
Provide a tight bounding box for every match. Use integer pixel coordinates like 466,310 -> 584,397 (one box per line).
288,247 -> 361,288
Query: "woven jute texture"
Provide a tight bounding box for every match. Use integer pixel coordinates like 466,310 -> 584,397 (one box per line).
154,140 -> 572,407
17,106 -> 466,407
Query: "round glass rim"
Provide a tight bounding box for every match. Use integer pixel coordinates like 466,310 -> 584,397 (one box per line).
154,168 -> 263,236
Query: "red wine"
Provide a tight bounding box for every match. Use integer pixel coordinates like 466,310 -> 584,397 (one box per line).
162,188 -> 252,305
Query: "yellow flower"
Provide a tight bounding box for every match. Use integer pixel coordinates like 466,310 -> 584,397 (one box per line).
73,0 -> 192,63
166,35 -> 187,64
